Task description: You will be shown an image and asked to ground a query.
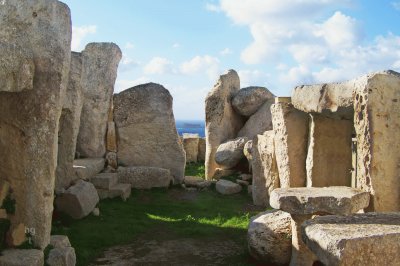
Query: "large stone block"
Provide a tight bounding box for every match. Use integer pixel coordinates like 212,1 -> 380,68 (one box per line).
56,52 -> 84,191
183,136 -> 199,163
205,70 -> 245,179
302,212 -> 400,266
114,83 -> 185,183
0,249 -> 44,266
0,0 -> 71,249
306,114 -> 353,187
216,179 -> 242,195
117,166 -> 173,189
215,137 -> 248,169
73,158 -> 105,181
232,86 -> 275,117
76,42 -> 122,158
251,131 -> 279,206
237,99 -> 274,140
271,100 -> 309,188
354,70 -> 400,212
247,210 -> 292,265
197,138 -> 206,162
55,180 -> 99,219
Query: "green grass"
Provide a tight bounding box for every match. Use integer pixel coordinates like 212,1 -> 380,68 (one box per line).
51,163 -> 260,266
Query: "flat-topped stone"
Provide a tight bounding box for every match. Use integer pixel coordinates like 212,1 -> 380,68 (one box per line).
91,173 -> 118,189
270,187 -> 370,215
184,176 -> 205,187
216,179 -> 242,195
73,158 -> 105,181
302,212 -> 400,265
0,249 -> 44,266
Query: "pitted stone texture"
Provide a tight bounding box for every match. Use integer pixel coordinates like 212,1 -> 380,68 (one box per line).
106,121 -> 117,152
91,173 -> 118,190
354,70 -> 400,212
47,247 -> 76,266
0,0 -> 71,249
271,102 -> 309,188
306,114 -> 352,187
118,167 -> 173,189
292,80 -> 356,119
252,131 -> 279,206
50,235 -> 71,248
215,137 -> 248,169
73,158 -> 105,181
197,138 -> 206,162
56,52 -> 84,191
232,86 -> 275,117
270,187 -> 370,215
237,100 -> 274,140
205,70 -> 245,179
55,180 -> 99,219
302,212 -> 400,266
216,179 -> 242,195
77,42 -> 122,158
183,136 -> 199,163
114,83 -> 185,183
247,210 -> 292,265
0,249 -> 44,266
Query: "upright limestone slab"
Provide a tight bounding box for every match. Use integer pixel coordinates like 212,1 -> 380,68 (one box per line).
271,99 -> 309,188
113,83 -> 186,182
56,52 -> 84,191
0,0 -> 71,248
306,114 -> 353,187
251,131 -> 279,206
205,70 -> 244,179
76,43 -> 122,158
354,70 -> 400,212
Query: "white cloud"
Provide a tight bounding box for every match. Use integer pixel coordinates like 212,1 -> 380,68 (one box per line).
220,48 -> 232,56
206,3 -> 221,13
143,57 -> 174,75
172,43 -> 181,49
71,25 -> 97,51
392,2 -> 400,10
118,57 -> 140,72
238,69 -> 270,87
180,55 -> 220,80
125,42 -> 135,49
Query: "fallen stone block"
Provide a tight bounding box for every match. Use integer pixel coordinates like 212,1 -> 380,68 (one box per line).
118,167 -> 172,189
216,180 -> 242,195
248,210 -> 292,265
47,246 -> 76,266
215,137 -> 248,169
232,86 -> 275,117
109,183 -> 132,201
0,249 -> 43,266
213,168 -> 236,179
184,176 -> 205,187
302,212 -> 400,266
90,173 -> 118,190
55,180 -> 99,219
73,158 -> 105,181
50,235 -> 71,248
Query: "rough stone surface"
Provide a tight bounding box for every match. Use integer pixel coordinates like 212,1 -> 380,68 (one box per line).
270,187 -> 370,215
306,114 -> 352,187
73,158 -> 105,181
302,212 -> 400,266
354,70 -> 400,212
106,121 -> 117,152
90,173 -> 118,190
292,80 -> 354,119
197,138 -> 206,162
215,137 -> 248,169
252,131 -> 279,206
0,0 -> 71,249
109,183 -> 131,201
247,210 -> 292,265
271,101 -> 309,188
237,100 -> 274,140
213,168 -> 236,179
106,152 -> 118,169
183,136 -> 199,163
0,249 -> 44,266
118,167 -> 173,189
232,86 -> 275,117
56,52 -> 84,191
216,179 -> 242,195
55,180 -> 100,219
76,42 -> 122,158
47,247 -> 76,266
290,214 -> 317,266
114,83 -> 186,183
205,70 -> 245,179
50,235 -> 71,248
184,176 -> 205,187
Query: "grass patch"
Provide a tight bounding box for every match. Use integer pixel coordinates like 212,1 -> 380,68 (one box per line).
52,163 -> 259,266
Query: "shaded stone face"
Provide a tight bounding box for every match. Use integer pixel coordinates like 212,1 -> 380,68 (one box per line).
182,136 -> 200,163
215,137 -> 248,169
354,70 -> 400,212
205,70 -> 245,179
113,83 -> 186,182
306,114 -> 353,188
76,42 -> 122,158
0,0 -> 71,249
232,86 -> 275,117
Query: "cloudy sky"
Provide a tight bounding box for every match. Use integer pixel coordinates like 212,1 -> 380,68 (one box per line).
63,0 -> 400,120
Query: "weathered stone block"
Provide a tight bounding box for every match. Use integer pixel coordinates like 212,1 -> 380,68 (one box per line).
216,179 -> 242,195
47,247 -> 76,266
306,114 -> 353,187
251,131 -> 279,207
106,121 -> 117,152
0,249 -> 44,266
232,86 -> 275,117
183,136 -> 199,163
271,100 -> 309,188
205,70 -> 245,179
117,166 -> 172,189
215,137 -> 248,169
90,173 -> 118,190
197,138 -> 206,162
73,158 -> 105,181
50,235 -> 71,248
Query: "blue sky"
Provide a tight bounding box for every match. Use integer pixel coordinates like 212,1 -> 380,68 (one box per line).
62,0 -> 400,120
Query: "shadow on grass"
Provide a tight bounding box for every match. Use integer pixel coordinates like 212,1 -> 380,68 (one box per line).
52,187 -> 266,266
